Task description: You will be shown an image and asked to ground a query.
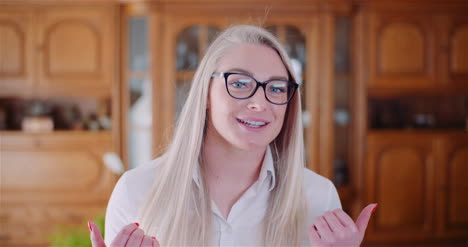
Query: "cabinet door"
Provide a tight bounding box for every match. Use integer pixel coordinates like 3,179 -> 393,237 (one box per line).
0,132 -> 116,247
367,13 -> 437,90
366,133 -> 436,241
442,15 -> 468,91
36,6 -> 115,97
0,7 -> 34,96
436,133 -> 468,238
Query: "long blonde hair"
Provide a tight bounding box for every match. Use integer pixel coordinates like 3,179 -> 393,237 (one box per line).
138,25 -> 308,246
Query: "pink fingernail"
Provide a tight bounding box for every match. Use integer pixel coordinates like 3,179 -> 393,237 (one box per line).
88,221 -> 93,232
152,236 -> 156,240
372,204 -> 378,213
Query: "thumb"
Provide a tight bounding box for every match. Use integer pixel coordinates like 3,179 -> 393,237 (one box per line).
355,203 -> 378,234
89,221 -> 106,247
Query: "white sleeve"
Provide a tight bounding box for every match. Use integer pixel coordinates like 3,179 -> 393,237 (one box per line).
325,180 -> 342,211
104,173 -> 133,245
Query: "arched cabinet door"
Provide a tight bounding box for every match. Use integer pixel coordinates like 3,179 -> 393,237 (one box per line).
436,133 -> 468,238
367,13 -> 437,90
0,7 -> 34,95
366,132 -> 436,241
444,15 -> 468,91
37,6 -> 115,97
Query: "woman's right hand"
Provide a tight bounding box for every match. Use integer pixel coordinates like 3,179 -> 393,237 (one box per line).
88,221 -> 160,247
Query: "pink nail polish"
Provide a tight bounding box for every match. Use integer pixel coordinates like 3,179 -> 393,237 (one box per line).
134,222 -> 140,227
152,236 -> 156,240
372,204 -> 378,213
88,221 -> 93,232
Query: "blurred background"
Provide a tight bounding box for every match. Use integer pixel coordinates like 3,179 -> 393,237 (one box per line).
0,0 -> 467,246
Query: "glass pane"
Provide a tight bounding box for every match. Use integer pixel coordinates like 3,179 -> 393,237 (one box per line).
128,16 -> 152,169
207,26 -> 221,46
129,17 -> 149,71
266,26 -> 278,36
285,25 -> 307,73
176,26 -> 200,71
175,78 -> 192,120
128,78 -> 152,169
335,17 -> 351,73
333,16 -> 352,186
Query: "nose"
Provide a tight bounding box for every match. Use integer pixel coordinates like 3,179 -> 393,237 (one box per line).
246,87 -> 268,111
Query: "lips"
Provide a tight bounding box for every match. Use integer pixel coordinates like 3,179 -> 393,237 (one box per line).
236,118 -> 270,128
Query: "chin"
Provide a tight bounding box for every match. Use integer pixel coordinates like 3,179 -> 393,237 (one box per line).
232,138 -> 272,151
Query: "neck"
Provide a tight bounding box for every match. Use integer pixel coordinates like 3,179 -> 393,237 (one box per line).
202,127 -> 267,187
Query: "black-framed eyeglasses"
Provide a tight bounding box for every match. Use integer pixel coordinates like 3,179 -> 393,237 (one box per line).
211,72 -> 299,105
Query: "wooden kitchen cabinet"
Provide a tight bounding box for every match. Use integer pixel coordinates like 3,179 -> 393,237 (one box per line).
0,4 -> 117,98
365,131 -> 468,245
362,2 -> 468,95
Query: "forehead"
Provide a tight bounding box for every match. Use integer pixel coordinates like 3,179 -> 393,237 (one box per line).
217,43 -> 289,80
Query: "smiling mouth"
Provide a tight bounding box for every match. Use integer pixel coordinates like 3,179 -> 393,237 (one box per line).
236,118 -> 270,128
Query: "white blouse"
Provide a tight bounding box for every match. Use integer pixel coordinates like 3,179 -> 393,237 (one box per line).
104,147 -> 342,246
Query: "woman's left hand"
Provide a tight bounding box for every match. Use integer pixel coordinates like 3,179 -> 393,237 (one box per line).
308,203 -> 378,247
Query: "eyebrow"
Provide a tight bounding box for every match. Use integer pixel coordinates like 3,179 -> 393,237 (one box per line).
226,67 -> 289,81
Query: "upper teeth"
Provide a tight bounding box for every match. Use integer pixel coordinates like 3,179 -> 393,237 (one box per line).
239,119 -> 267,126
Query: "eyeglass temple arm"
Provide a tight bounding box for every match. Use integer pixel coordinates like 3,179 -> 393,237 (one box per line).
211,73 -> 225,78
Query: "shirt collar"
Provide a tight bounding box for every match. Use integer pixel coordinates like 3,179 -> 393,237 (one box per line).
192,145 -> 276,191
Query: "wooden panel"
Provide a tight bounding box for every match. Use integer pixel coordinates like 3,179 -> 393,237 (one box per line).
378,147 -> 425,227
0,7 -> 34,96
46,21 -> 98,75
367,13 -> 436,90
367,132 -> 435,241
436,133 -> 468,238
3,150 -> 102,190
37,5 -> 115,97
380,23 -> 425,74
450,25 -> 468,74
445,15 -> 468,91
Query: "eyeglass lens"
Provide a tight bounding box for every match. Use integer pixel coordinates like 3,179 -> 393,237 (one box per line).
225,73 -> 294,104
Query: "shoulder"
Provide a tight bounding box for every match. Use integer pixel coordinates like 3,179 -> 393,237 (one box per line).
302,167 -> 342,218
117,157 -> 163,205
302,167 -> 335,192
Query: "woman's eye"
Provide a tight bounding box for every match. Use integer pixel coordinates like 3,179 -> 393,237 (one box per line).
231,81 -> 246,88
270,85 -> 287,93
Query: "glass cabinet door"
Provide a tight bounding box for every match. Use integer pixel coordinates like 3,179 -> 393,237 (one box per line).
127,16 -> 152,169
175,25 -> 221,120
333,16 -> 352,187
266,25 -> 311,160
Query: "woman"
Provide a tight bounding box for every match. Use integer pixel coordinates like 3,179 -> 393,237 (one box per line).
89,25 -> 377,247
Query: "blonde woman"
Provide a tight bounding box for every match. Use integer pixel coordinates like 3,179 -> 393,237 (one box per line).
89,25 -> 377,247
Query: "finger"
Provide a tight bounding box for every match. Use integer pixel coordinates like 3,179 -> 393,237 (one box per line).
322,211 -> 345,233
153,236 -> 160,247
125,228 -> 145,247
307,225 -> 322,245
333,209 -> 358,233
141,235 -> 153,247
313,216 -> 334,243
110,223 -> 139,246
89,221 -> 106,247
356,203 -> 378,234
